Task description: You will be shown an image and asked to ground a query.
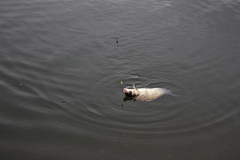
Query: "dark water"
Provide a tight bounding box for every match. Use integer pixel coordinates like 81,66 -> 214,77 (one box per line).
1,0 -> 240,159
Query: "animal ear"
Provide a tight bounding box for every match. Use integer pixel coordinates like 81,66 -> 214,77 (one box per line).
133,84 -> 138,90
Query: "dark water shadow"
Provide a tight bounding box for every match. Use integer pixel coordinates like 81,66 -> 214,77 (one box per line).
123,96 -> 135,102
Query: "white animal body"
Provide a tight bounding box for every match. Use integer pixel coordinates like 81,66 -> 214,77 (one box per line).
123,84 -> 175,101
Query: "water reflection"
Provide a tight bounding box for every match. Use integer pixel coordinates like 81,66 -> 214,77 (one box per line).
121,104 -> 124,112
123,96 -> 136,102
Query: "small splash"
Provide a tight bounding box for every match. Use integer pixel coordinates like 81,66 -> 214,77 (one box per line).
61,68 -> 74,73
235,15 -> 240,19
132,134 -> 144,141
58,98 -> 69,104
34,12 -> 44,16
99,148 -> 105,154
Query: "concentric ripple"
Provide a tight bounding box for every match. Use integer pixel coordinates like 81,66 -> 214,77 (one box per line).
8,98 -> 57,125
75,69 -> 187,138
67,57 -> 240,142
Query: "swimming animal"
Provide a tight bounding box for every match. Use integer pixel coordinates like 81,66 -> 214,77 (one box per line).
123,84 -> 176,101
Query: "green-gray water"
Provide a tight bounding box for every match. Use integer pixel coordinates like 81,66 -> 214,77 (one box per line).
1,0 -> 240,159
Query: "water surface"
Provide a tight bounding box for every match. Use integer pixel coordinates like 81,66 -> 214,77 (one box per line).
1,0 -> 240,159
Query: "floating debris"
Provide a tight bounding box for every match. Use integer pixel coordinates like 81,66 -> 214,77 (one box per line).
116,37 -> 118,47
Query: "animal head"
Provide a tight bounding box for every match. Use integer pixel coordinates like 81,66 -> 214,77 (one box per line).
123,84 -> 139,97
